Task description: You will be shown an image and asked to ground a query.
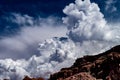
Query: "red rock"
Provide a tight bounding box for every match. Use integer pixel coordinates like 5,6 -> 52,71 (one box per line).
23,76 -> 44,80
63,72 -> 96,80
49,45 -> 120,80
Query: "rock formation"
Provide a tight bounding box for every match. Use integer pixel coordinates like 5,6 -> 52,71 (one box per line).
49,45 -> 120,80
23,76 -> 44,80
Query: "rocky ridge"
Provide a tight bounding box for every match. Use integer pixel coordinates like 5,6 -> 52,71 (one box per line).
49,45 -> 120,80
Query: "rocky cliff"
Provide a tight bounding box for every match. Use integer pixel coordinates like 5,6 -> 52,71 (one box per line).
49,45 -> 120,80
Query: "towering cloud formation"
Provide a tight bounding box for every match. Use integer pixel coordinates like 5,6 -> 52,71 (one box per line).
62,0 -> 120,59
63,0 -> 115,42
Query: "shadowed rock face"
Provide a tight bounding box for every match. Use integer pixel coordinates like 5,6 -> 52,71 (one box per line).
23,76 -> 44,80
61,72 -> 96,80
49,45 -> 120,80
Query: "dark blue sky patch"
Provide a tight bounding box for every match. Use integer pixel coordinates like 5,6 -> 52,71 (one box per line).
0,0 -> 119,19
0,0 -> 74,17
0,0 -> 120,36
91,0 -> 120,22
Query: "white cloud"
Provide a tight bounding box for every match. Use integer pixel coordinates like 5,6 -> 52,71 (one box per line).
10,13 -> 34,26
62,0 -> 120,57
105,0 -> 117,13
0,37 -> 76,80
0,14 -> 67,59
63,0 -> 119,42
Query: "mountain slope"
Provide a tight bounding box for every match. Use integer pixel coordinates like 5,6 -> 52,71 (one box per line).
49,45 -> 120,80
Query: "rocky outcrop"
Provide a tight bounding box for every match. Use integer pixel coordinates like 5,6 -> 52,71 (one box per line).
49,45 -> 120,80
62,72 -> 96,80
23,76 -> 44,80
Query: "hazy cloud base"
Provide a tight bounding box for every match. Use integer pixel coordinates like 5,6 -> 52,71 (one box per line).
0,14 -> 67,59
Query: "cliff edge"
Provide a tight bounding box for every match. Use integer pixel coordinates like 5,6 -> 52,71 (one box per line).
49,45 -> 120,80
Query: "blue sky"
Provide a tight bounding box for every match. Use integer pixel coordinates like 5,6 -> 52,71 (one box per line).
0,0 -> 74,17
0,0 -> 74,36
0,0 -> 119,59
0,0 -> 119,36
0,0 -> 119,17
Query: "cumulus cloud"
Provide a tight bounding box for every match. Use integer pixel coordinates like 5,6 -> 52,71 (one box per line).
62,0 -> 120,56
0,0 -> 120,80
0,37 -> 76,79
0,14 -> 67,59
63,0 -> 116,42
